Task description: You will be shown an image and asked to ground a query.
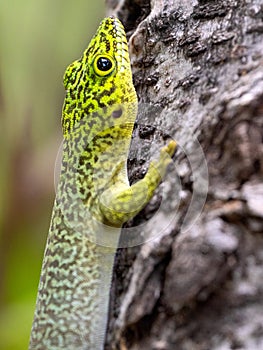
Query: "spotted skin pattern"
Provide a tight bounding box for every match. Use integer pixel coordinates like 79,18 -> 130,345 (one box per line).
29,17 -> 176,350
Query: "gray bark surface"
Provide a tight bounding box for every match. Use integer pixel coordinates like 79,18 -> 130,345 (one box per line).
105,1 -> 263,349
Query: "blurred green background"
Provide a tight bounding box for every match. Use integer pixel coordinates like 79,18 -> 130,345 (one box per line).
0,1 -> 105,348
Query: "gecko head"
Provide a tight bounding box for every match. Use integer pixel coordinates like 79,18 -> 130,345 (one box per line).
62,17 -> 137,137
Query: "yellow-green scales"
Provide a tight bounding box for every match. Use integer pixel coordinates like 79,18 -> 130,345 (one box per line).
29,17 -> 176,349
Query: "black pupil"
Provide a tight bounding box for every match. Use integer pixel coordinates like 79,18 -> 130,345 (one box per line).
97,57 -> 112,71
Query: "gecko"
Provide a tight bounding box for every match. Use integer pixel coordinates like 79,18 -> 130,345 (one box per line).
29,16 -> 176,350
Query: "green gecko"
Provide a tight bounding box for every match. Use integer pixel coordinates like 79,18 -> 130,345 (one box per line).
29,16 -> 176,350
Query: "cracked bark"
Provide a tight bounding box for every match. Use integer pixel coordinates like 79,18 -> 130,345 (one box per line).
105,1 -> 263,349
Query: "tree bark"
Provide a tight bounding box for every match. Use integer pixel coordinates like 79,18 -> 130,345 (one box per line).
105,1 -> 263,349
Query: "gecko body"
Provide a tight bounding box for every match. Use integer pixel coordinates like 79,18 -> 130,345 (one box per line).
30,17 -> 176,350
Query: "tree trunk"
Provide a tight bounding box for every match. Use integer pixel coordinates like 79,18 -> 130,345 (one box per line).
105,1 -> 263,349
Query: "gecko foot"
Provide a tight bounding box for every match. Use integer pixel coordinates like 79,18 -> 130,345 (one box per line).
147,139 -> 177,180
161,140 -> 177,158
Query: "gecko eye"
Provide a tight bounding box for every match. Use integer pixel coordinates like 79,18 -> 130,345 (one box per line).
93,55 -> 115,76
